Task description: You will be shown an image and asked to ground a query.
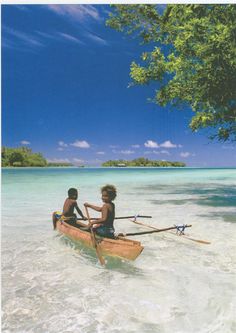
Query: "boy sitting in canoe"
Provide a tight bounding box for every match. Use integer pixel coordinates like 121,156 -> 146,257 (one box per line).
84,184 -> 116,238
63,188 -> 86,225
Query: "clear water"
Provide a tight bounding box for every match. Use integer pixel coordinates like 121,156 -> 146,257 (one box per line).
2,168 -> 236,333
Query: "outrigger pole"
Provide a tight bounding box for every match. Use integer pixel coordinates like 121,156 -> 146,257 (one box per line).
121,224 -> 192,237
77,215 -> 152,221
129,219 -> 211,244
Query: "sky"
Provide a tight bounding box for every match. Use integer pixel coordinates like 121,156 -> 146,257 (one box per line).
2,4 -> 236,167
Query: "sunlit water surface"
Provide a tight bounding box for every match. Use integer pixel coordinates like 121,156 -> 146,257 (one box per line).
2,168 -> 236,333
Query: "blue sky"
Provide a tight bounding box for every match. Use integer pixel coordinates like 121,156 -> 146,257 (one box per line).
2,4 -> 235,167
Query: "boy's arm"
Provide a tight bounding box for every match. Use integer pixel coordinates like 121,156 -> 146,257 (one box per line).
89,204 -> 108,226
84,202 -> 102,212
75,203 -> 86,219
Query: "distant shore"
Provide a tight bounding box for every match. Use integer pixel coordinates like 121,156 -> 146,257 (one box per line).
2,166 -> 236,169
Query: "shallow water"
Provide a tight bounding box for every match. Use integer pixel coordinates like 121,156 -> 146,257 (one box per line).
2,168 -> 236,333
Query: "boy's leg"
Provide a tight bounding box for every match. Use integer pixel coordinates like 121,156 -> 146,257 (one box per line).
52,212 -> 60,230
66,214 -> 77,227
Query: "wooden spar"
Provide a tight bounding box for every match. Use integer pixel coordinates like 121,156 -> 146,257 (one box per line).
130,219 -> 211,245
76,215 -> 152,221
115,215 -> 152,220
123,224 -> 192,236
84,206 -> 105,266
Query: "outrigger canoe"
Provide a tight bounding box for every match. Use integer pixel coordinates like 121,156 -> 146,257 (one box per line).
54,218 -> 144,261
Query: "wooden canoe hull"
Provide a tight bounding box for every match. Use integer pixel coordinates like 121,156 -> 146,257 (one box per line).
56,220 -> 144,261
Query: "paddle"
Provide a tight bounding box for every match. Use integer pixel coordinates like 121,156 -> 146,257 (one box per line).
77,215 -> 152,221
121,224 -> 192,237
84,206 -> 105,266
129,219 -> 211,244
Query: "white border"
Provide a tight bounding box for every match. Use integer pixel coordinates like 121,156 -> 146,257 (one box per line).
1,0 -> 236,4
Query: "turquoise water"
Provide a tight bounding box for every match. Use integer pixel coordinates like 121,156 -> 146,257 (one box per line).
2,168 -> 236,333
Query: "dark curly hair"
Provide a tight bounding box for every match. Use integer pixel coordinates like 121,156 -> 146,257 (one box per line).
101,184 -> 117,201
68,188 -> 77,198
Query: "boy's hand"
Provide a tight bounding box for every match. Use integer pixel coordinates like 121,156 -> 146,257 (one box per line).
84,202 -> 90,208
88,222 -> 93,228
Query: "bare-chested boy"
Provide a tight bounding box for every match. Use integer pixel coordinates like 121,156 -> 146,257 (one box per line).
63,188 -> 86,223
84,184 -> 116,238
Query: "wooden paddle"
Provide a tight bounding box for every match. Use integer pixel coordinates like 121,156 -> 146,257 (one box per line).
122,224 -> 192,236
130,219 -> 211,244
84,206 -> 105,266
77,215 -> 152,221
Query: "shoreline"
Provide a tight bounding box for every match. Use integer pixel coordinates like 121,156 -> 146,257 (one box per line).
2,166 -> 236,170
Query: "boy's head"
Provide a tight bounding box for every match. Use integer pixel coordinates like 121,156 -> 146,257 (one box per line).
101,184 -> 117,203
68,188 -> 78,199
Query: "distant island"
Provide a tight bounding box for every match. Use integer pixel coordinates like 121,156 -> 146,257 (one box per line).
2,146 -> 74,167
102,158 -> 186,167
2,147 -> 186,168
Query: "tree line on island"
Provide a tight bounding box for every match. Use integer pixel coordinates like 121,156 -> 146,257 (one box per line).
1,147 -> 73,167
2,147 -> 186,167
102,158 -> 186,167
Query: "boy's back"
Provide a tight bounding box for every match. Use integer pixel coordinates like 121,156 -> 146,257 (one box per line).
62,188 -> 86,220
63,198 -> 77,217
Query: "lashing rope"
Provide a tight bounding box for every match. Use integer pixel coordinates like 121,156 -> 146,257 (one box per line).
132,214 -> 139,222
174,224 -> 187,235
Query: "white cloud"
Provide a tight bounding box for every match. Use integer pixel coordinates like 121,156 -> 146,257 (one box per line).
144,150 -> 159,155
131,144 -> 140,148
178,144 -> 183,148
180,152 -> 196,158
144,140 -> 159,148
58,141 -> 68,147
180,152 -> 190,158
70,140 -> 90,148
96,151 -> 105,155
47,158 -> 70,163
4,26 -> 44,48
120,150 -> 134,155
73,158 -> 84,164
85,32 -> 108,46
87,158 -> 103,166
15,5 -> 30,11
46,5 -> 101,22
160,140 -> 177,148
36,31 -> 55,40
36,30 -> 84,46
160,150 -> 170,155
112,149 -> 134,155
20,140 -> 30,145
57,32 -> 83,45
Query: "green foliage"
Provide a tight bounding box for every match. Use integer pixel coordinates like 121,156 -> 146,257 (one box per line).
8,151 -> 24,165
107,4 -> 236,141
47,162 -> 73,167
2,146 -> 47,167
102,157 -> 186,167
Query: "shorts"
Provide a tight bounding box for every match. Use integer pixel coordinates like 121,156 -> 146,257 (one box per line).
66,215 -> 77,226
95,226 -> 115,238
